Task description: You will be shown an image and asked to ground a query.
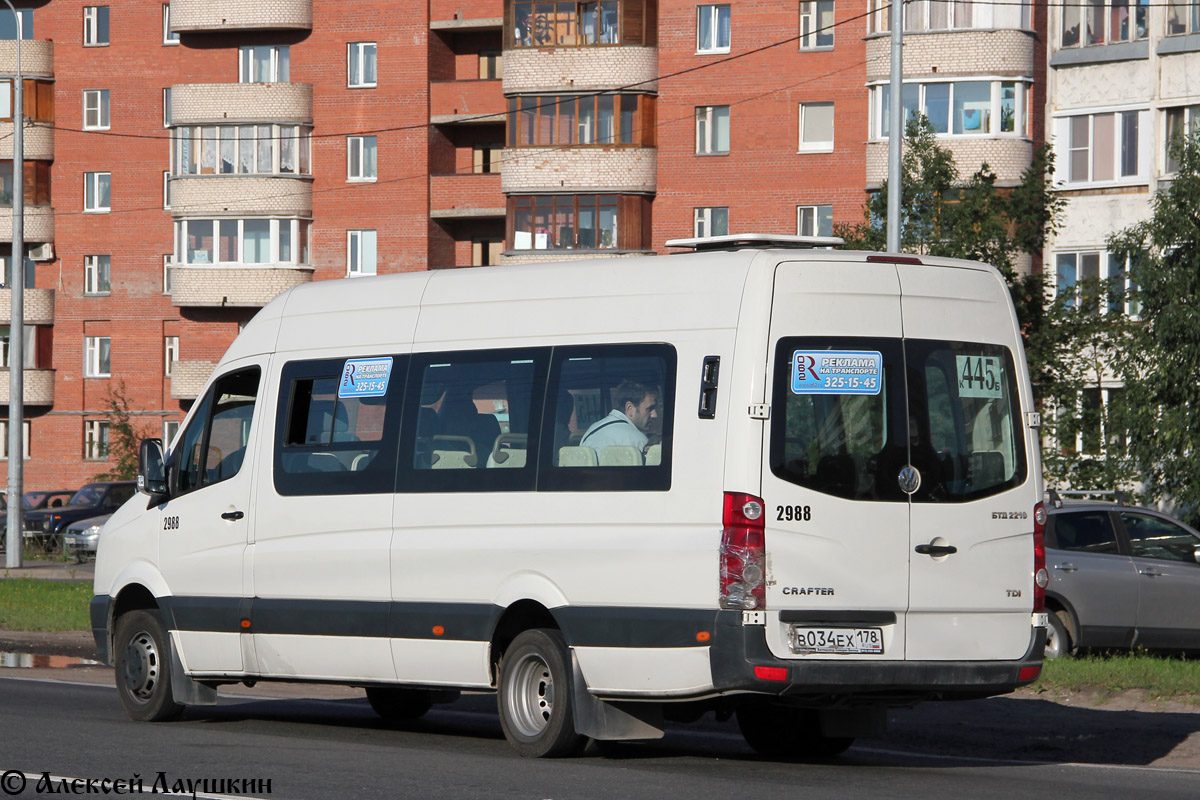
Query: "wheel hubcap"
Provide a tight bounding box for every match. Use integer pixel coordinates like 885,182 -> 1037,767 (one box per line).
122,630 -> 161,703
506,653 -> 555,737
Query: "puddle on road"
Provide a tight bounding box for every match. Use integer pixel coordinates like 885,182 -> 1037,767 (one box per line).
0,652 -> 104,668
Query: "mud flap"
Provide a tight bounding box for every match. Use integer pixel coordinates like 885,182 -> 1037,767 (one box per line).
570,651 -> 664,741
170,637 -> 218,706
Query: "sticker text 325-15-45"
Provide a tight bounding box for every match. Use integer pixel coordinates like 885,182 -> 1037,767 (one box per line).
791,351 -> 882,395
339,357 -> 393,399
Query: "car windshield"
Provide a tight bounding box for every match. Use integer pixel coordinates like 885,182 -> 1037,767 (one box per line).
68,485 -> 108,507
23,491 -> 59,510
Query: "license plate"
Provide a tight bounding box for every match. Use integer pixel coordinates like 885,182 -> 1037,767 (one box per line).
789,626 -> 884,655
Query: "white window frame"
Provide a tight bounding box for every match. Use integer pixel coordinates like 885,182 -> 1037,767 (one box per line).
163,87 -> 171,128
175,218 -> 312,266
797,204 -> 834,237
697,4 -> 731,53
347,230 -> 378,276
85,335 -> 111,378
172,124 -> 312,177
873,79 -> 1033,140
1164,105 -> 1200,174
0,419 -> 31,460
239,45 -> 290,83
1053,249 -> 1140,318
84,255 -> 111,295
163,419 -> 180,448
83,89 -> 110,131
83,6 -> 109,47
348,42 -> 377,88
799,1 -> 834,49
693,207 -> 729,238
798,102 -> 835,152
695,105 -> 730,155
84,172 -> 111,213
1054,107 -> 1146,186
1064,0 -> 1149,47
84,420 -> 111,461
163,254 -> 172,294
347,135 -> 378,181
162,3 -> 180,45
165,335 -> 179,377
163,171 -> 171,209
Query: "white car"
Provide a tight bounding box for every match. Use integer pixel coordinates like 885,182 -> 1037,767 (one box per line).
63,514 -> 112,563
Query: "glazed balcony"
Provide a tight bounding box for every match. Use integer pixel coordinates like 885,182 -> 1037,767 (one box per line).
430,173 -> 504,219
0,288 -> 54,325
0,368 -> 54,405
170,83 -> 313,126
169,264 -> 314,309
169,0 -> 312,32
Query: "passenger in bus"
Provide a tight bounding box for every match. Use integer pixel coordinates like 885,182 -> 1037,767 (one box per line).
580,381 -> 658,460
439,391 -> 501,467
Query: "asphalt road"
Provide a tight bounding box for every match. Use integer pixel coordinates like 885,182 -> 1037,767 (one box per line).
2,676 -> 1199,800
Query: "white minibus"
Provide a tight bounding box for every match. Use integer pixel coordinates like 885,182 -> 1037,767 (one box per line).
92,235 -> 1048,758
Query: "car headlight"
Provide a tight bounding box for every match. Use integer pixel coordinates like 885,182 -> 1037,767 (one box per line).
84,524 -> 103,536
42,518 -> 52,532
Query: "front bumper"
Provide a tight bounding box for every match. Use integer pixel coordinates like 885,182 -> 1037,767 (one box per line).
709,610 -> 1046,703
64,533 -> 99,558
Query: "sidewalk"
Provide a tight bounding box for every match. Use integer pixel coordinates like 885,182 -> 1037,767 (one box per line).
1,557 -> 95,581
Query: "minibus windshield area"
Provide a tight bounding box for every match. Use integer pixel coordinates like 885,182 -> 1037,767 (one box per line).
771,337 -> 1026,503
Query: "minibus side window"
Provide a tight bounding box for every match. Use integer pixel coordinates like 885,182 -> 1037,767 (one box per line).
274,356 -> 404,496
538,344 -> 675,493
172,366 -> 261,498
399,348 -> 548,493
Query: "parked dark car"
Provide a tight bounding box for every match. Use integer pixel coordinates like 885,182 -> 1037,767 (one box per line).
1044,491 -> 1200,658
23,481 -> 137,553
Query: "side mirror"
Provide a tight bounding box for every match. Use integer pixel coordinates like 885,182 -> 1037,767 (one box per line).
138,438 -> 169,504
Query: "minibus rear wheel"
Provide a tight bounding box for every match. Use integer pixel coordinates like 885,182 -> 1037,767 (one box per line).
497,629 -> 587,758
365,687 -> 434,721
114,609 -> 185,722
736,704 -> 854,759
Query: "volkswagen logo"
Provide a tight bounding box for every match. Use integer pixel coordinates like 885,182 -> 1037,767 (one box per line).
898,465 -> 921,494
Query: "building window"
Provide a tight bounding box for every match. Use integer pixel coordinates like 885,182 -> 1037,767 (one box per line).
0,8 -> 32,39
1165,105 -> 1200,173
695,105 -> 730,154
85,255 -> 111,295
173,125 -> 312,176
1055,250 -> 1140,317
0,162 -> 50,208
84,172 -> 111,213
0,420 -> 31,460
165,336 -> 179,377
175,219 -> 312,266
1060,111 -> 1141,184
348,135 -> 378,181
163,171 -> 171,209
162,4 -> 180,45
513,1 -> 621,47
1063,0 -> 1148,46
507,94 -> 655,148
1168,0 -> 1200,35
84,420 -> 110,460
84,6 -> 109,46
163,419 -> 180,446
85,336 -> 112,378
163,255 -> 172,293
697,4 -> 731,53
347,230 -> 378,276
239,45 -> 290,83
472,239 -> 503,266
479,51 -> 502,80
875,80 -> 1031,139
694,207 -> 729,238
797,204 -> 833,237
509,194 -> 651,251
473,143 -> 503,174
83,89 -> 110,130
798,102 -> 834,151
163,87 -> 171,128
348,42 -> 377,88
0,324 -> 35,369
799,1 -> 834,49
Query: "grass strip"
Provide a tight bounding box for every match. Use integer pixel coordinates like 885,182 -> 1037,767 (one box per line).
1035,652 -> 1200,701
0,578 -> 92,632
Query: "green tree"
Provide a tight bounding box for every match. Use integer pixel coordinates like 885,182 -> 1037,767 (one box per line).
92,381 -> 152,481
1108,130 -> 1200,522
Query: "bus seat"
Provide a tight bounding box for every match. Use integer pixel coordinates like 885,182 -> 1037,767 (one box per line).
487,433 -> 528,468
557,446 -> 598,467
644,443 -> 662,466
431,435 -> 477,469
599,446 -> 643,467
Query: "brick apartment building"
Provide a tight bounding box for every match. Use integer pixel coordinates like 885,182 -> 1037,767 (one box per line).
0,0 -> 1043,490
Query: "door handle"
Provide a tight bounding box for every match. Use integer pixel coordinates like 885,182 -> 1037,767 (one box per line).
1053,563 -> 1078,572
914,543 -> 958,557
221,510 -> 245,521
1139,567 -> 1163,577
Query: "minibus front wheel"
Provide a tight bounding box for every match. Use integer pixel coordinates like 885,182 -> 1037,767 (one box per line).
497,629 -> 587,758
113,609 -> 185,723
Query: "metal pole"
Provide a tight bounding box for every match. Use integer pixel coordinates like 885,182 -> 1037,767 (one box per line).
886,0 -> 903,253
5,0 -> 23,569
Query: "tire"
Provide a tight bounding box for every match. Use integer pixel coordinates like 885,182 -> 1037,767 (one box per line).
1044,610 -> 1075,659
365,687 -> 434,721
497,629 -> 587,758
736,704 -> 854,759
114,609 -> 185,722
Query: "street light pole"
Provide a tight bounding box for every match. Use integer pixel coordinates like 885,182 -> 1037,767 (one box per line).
886,0 -> 903,253
4,0 -> 23,569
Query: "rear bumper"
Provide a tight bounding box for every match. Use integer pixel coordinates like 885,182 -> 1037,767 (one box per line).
709,610 -> 1045,703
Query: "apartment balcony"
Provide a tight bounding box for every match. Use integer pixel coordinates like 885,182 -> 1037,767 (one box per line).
503,47 -> 657,94
866,30 -> 1034,81
0,40 -> 54,77
170,0 -> 312,32
430,80 -> 504,123
0,289 -> 54,325
170,361 -> 216,401
170,83 -> 313,126
170,176 -> 312,218
170,264 -> 314,308
0,124 -> 52,160
0,206 -> 53,243
501,147 -> 656,193
430,174 -> 504,219
867,139 -> 1033,187
0,369 -> 54,406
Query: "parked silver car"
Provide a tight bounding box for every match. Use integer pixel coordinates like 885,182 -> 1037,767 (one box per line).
1044,491 -> 1200,658
62,514 -> 112,563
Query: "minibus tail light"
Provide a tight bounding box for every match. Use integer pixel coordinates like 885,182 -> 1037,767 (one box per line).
1033,502 -> 1048,612
720,492 -> 766,610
